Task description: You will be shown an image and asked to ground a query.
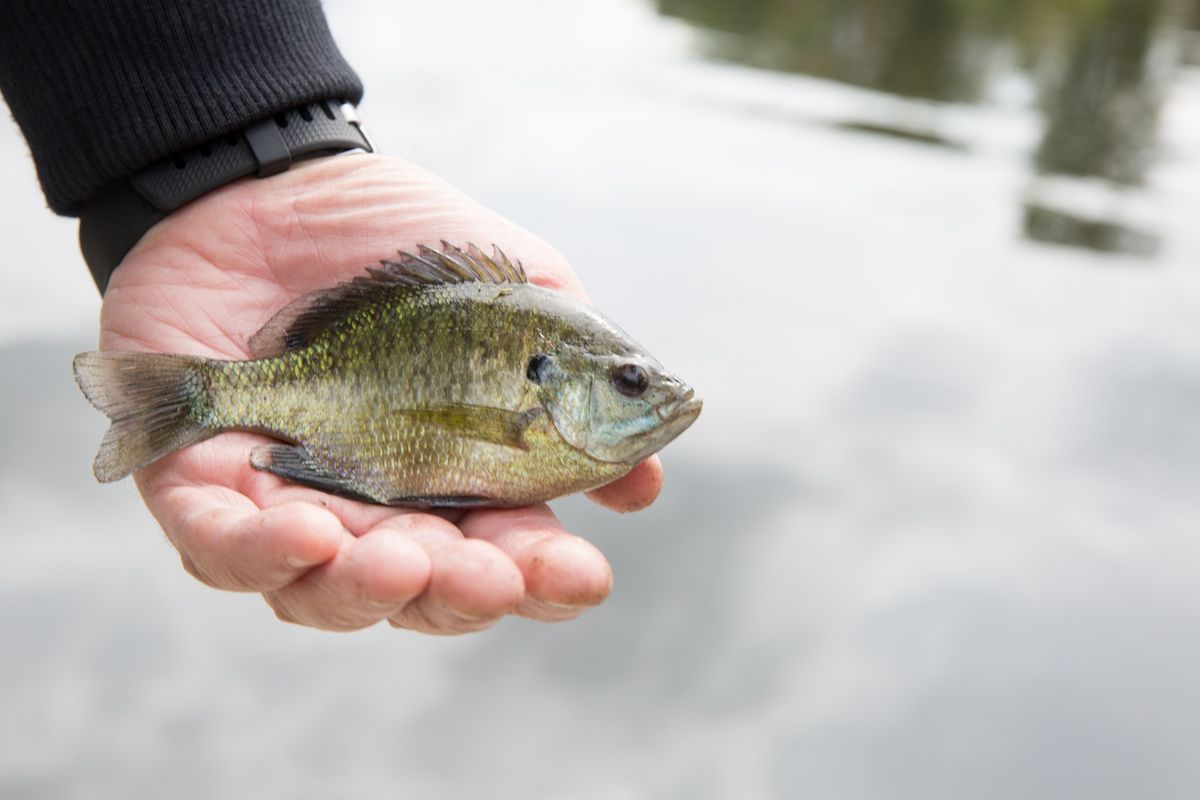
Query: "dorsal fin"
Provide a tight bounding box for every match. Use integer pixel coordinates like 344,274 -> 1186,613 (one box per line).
369,241 -> 527,286
248,242 -> 527,358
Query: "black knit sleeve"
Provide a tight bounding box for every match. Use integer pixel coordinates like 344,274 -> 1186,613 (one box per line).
0,0 -> 362,216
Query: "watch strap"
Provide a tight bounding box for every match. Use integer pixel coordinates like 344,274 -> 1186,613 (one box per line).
79,100 -> 372,293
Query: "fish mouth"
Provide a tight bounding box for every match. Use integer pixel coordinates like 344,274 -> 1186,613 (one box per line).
591,388 -> 702,465
657,387 -> 703,423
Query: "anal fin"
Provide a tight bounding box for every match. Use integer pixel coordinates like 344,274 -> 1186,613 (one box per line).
386,494 -> 496,509
250,444 -> 381,504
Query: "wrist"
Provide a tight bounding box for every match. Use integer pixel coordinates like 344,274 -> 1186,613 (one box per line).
79,100 -> 372,294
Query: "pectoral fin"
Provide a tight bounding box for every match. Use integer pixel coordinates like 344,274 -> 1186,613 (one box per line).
399,405 -> 543,450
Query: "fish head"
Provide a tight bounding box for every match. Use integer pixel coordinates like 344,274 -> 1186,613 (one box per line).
527,344 -> 702,465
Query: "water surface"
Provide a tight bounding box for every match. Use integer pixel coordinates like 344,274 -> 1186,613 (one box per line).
1,1 -> 1199,797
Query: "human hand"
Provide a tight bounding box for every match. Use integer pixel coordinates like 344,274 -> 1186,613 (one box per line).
96,153 -> 663,633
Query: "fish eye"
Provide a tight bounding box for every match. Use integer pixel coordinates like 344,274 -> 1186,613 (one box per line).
612,363 -> 649,398
527,353 -> 551,383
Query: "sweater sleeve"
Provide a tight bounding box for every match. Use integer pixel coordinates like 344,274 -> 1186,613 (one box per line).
0,0 -> 363,216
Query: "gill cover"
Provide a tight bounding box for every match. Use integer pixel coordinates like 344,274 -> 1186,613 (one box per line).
529,345 -> 693,465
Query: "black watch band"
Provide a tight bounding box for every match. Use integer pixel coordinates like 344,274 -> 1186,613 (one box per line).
79,100 -> 373,294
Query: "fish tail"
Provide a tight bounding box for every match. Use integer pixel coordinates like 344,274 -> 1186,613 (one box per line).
73,351 -> 214,482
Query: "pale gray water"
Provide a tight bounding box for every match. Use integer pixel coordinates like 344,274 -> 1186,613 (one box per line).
2,1 -> 1200,797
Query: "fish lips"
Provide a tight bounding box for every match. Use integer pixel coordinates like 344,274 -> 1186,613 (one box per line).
620,388 -> 701,463
656,387 -> 702,425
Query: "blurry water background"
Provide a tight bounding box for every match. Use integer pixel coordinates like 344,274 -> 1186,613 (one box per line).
3,0 -> 1200,797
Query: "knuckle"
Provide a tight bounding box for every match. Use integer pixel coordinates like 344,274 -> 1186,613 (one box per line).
264,594 -> 301,625
182,551 -> 280,593
179,553 -> 221,589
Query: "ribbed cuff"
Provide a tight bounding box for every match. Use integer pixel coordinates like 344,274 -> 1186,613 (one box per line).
0,0 -> 363,215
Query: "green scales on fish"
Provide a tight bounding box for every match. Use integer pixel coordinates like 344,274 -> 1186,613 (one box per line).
73,242 -> 702,507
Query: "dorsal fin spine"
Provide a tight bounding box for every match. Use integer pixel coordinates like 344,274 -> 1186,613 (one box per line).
435,241 -> 487,281
247,242 -> 529,358
407,249 -> 459,282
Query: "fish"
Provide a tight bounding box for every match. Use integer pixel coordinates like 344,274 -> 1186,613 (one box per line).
72,242 -> 702,508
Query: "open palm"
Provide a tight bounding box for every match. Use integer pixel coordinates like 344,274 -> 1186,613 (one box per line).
95,154 -> 662,633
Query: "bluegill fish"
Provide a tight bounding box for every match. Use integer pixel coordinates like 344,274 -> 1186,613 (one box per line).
73,243 -> 701,507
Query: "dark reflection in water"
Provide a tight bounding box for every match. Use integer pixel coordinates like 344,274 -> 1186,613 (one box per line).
835,120 -> 965,150
1034,0 -> 1168,186
1024,0 -> 1171,254
658,0 -> 999,103
656,0 -> 1189,257
1023,205 -> 1161,258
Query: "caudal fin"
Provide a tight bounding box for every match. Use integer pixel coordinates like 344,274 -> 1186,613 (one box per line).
73,351 -> 212,482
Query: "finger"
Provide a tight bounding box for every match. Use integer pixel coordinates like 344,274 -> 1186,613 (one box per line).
265,523 -> 433,631
458,505 -> 612,622
586,456 -> 664,512
383,516 -> 525,635
255,477 -> 464,536
157,487 -> 344,592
